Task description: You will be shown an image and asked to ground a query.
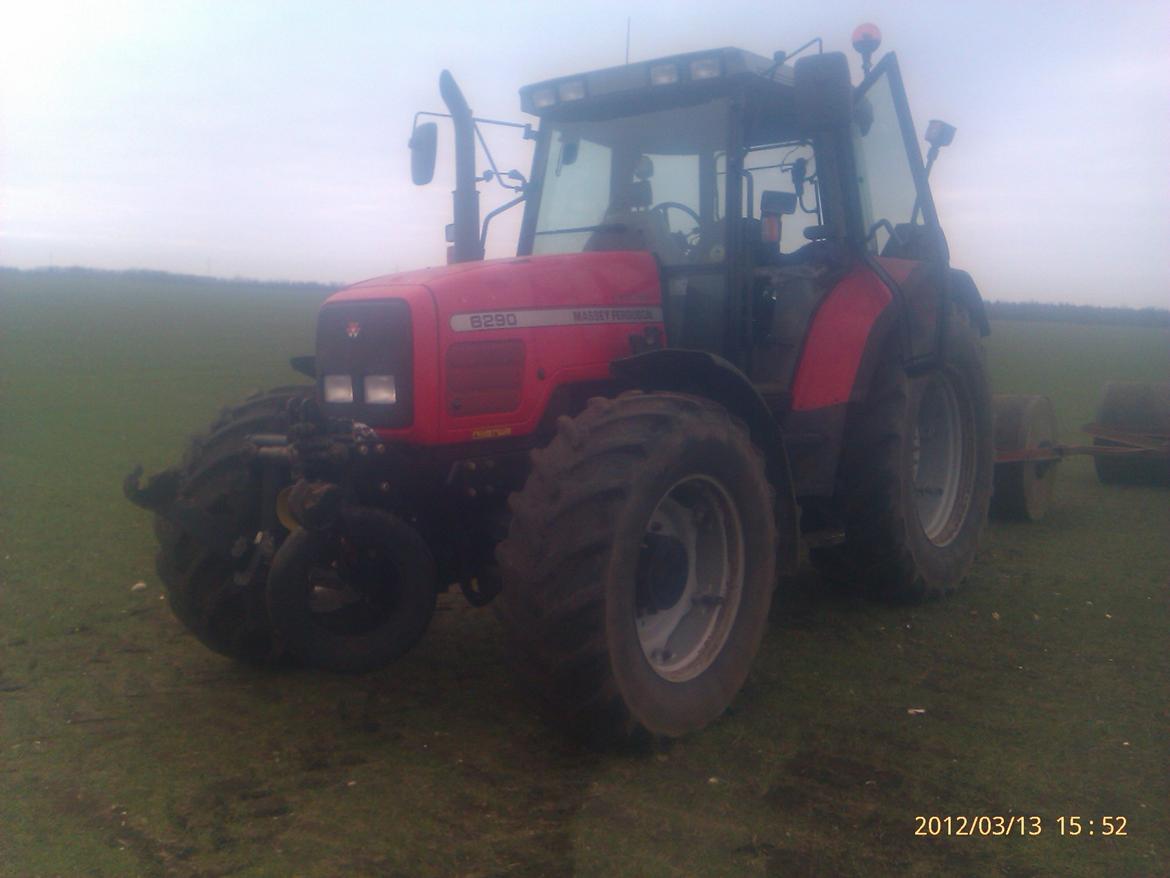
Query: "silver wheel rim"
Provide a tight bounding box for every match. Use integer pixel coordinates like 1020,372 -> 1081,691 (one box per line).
912,373 -> 970,545
635,475 -> 745,682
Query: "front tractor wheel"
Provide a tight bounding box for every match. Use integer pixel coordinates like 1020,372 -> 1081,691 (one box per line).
497,392 -> 777,744
150,385 -> 312,663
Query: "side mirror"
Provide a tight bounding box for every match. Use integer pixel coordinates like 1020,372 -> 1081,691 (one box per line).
761,190 -> 797,217
794,52 -> 853,131
923,120 -> 957,178
925,119 -> 957,149
759,191 -> 797,244
409,121 -> 438,185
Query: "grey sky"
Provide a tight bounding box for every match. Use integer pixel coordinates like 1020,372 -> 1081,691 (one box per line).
1,0 -> 1167,307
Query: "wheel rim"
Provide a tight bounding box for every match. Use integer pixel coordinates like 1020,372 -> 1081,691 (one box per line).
635,475 -> 745,682
912,373 -> 972,545
305,537 -> 401,636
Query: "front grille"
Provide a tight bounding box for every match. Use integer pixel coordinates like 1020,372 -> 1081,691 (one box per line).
316,299 -> 413,428
446,341 -> 525,416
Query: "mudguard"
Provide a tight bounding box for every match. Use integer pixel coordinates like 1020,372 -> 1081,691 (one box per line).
784,262 -> 990,498
948,268 -> 990,337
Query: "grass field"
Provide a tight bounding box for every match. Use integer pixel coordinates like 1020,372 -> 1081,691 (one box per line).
1,269 -> 1168,877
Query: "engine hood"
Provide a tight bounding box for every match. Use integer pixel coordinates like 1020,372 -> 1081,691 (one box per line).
325,250 -> 662,312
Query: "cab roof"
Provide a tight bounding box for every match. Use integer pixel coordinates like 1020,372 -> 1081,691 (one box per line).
519,47 -> 796,120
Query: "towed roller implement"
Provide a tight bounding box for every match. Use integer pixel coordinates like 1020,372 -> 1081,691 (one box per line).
991,383 -> 1170,521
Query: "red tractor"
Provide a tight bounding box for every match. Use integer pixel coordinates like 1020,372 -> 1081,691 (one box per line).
127,27 -> 993,743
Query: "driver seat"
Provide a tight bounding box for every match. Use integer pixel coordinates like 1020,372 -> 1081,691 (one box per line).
584,180 -> 687,264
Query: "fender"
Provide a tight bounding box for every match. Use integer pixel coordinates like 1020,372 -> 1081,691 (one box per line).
610,348 -> 799,574
792,263 -> 989,414
785,262 -> 990,499
790,265 -> 893,411
948,268 -> 990,337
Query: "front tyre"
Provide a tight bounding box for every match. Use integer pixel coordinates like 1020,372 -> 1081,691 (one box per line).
497,392 -> 777,744
152,386 -> 312,663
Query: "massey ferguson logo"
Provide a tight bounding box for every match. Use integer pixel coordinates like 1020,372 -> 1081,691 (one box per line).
346,321 -> 361,339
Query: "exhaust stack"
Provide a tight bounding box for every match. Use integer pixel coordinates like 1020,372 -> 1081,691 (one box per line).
439,70 -> 483,263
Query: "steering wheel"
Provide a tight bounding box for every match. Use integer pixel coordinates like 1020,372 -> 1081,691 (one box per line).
650,202 -> 703,258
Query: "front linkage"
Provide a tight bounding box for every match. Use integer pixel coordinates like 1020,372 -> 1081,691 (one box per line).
125,396 -> 496,671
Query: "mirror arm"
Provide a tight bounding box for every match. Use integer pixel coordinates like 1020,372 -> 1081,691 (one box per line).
480,193 -> 526,251
910,145 -> 942,225
414,109 -> 531,193
923,144 -> 941,179
473,125 -> 526,192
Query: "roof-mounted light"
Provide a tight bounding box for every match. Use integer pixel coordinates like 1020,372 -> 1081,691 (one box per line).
532,87 -> 557,109
689,57 -> 722,80
852,23 -> 882,77
649,63 -> 679,86
557,80 -> 586,102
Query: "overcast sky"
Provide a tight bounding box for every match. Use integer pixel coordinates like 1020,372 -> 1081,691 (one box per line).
1,0 -> 1167,306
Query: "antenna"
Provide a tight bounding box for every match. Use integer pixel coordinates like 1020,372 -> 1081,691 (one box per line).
625,17 -> 631,64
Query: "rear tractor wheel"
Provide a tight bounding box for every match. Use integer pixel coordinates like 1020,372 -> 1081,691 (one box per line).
812,304 -> 994,602
497,392 -> 778,744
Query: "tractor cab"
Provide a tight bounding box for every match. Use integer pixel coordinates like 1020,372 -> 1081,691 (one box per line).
509,40 -> 952,388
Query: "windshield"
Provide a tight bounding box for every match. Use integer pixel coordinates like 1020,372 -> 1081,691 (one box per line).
529,100 -> 731,266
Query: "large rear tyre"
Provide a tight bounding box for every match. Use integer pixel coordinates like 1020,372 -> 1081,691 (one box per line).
812,305 -> 994,602
1092,382 -> 1170,487
497,392 -> 777,745
153,386 -> 311,663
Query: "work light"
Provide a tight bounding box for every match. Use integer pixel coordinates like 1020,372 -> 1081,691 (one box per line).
557,80 -> 586,102
532,87 -> 557,109
689,57 -> 721,80
650,63 -> 679,85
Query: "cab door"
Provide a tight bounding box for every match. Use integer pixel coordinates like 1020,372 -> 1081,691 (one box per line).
852,53 -> 948,363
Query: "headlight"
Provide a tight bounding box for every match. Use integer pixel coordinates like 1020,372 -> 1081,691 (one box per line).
364,374 -> 397,405
323,374 -> 354,403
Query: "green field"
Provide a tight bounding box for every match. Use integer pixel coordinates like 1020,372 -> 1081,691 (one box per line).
1,269 -> 1167,877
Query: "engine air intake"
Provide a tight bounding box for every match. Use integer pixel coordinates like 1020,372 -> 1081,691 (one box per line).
446,340 -> 525,416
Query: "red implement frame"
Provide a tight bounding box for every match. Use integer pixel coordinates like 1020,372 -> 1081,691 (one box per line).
994,423 -> 1170,465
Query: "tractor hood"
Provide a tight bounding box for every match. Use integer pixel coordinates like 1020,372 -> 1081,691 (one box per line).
324,250 -> 662,314
317,250 -> 667,446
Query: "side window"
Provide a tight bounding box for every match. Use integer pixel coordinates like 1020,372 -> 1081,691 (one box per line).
643,153 -> 700,235
853,66 -> 924,255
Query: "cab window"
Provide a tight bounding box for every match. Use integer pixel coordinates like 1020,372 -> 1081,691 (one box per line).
853,69 -> 923,254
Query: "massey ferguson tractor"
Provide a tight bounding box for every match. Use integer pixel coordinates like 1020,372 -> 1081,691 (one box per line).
127,26 -> 996,743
